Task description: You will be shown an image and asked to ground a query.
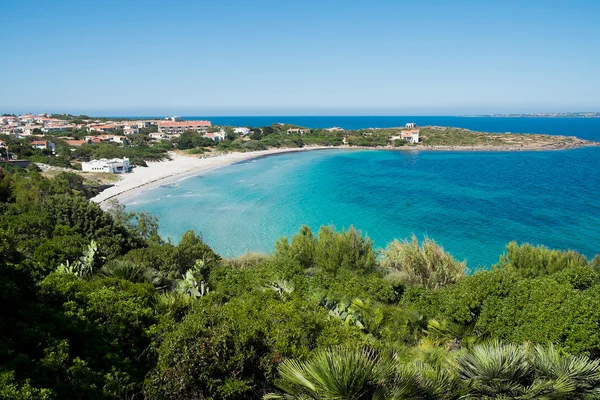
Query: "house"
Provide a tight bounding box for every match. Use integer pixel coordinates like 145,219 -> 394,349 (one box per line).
109,135 -> 126,144
287,128 -> 311,135
158,120 -> 212,135
0,125 -> 19,135
204,131 -> 226,142
400,129 -> 420,144
85,135 -> 108,143
325,127 -> 344,132
234,127 -> 251,136
82,158 -> 131,174
123,126 -> 139,135
0,116 -> 17,124
31,140 -> 56,153
87,124 -> 117,133
405,122 -> 417,129
22,125 -> 42,135
18,114 -> 35,123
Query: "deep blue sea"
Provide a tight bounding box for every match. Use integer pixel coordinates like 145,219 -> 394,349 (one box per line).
183,116 -> 600,141
125,117 -> 600,268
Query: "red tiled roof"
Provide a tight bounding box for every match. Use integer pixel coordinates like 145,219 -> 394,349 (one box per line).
65,140 -> 85,146
31,140 -> 47,145
90,125 -> 116,130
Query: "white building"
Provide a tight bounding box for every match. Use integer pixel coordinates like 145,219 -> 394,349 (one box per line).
149,132 -> 168,140
405,122 -> 417,129
82,158 -> 131,174
234,127 -> 251,136
122,127 -> 138,135
400,129 -> 420,144
204,131 -> 226,141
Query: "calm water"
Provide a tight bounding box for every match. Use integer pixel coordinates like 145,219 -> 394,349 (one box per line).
183,116 -> 600,141
126,145 -> 600,268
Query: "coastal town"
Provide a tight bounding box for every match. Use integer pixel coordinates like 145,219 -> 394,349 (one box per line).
0,113 -> 426,173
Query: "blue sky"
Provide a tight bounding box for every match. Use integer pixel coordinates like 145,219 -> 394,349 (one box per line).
2,0 -> 599,115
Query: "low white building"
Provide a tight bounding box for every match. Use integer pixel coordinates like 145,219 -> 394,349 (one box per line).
149,132 -> 168,140
82,158 -> 131,174
405,122 -> 417,129
204,131 -> 226,141
234,127 -> 251,136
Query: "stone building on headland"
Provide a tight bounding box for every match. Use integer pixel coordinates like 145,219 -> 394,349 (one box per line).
286,128 -> 311,135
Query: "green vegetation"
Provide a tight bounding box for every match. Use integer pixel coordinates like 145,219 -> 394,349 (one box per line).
1,132 -> 171,170
179,124 -> 591,156
1,166 -> 599,399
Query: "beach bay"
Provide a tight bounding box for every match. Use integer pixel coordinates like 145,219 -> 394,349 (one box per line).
124,144 -> 600,268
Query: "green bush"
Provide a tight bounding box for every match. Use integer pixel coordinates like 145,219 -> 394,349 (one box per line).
381,235 -> 466,289
499,241 -> 589,277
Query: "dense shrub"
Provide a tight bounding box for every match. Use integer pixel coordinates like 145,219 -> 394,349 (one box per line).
381,235 -> 466,289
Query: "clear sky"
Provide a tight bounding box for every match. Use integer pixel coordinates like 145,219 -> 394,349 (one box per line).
2,0 -> 599,116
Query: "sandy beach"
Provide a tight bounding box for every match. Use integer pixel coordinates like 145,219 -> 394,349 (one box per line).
91,147 -> 333,207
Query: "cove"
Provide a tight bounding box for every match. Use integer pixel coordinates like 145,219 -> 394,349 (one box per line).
125,148 -> 600,268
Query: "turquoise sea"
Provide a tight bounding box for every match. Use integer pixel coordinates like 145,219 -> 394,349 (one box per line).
125,117 -> 600,268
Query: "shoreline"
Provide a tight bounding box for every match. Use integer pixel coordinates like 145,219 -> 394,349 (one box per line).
91,141 -> 598,207
91,146 -> 334,207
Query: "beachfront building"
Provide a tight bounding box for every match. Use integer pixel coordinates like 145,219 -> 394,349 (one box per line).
405,122 -> 417,129
158,120 -> 212,135
400,129 -> 420,143
287,128 -> 311,135
82,158 -> 131,174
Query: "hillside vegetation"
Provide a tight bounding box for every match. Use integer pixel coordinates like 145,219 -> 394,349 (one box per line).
1,165 -> 600,399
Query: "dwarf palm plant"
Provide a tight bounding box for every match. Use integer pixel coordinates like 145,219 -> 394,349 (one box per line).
532,343 -> 600,398
266,347 -> 394,400
456,340 -> 600,399
98,260 -> 165,289
456,340 -> 535,398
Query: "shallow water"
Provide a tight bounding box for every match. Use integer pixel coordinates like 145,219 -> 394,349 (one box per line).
126,147 -> 600,268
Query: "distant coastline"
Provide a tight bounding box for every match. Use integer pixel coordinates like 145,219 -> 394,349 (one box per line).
462,112 -> 600,118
